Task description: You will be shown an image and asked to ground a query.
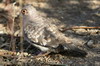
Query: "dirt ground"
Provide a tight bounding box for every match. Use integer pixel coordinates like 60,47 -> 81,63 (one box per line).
0,0 -> 100,66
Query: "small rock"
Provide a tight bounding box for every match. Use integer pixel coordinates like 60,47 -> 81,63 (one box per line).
88,29 -> 99,35
75,29 -> 88,35
0,37 -> 5,42
23,52 -> 29,57
0,31 -> 4,34
87,40 -> 94,48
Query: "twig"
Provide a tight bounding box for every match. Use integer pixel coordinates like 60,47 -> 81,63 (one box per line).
46,63 -> 67,66
0,49 -> 17,57
19,0 -> 24,52
60,26 -> 100,32
32,52 -> 50,58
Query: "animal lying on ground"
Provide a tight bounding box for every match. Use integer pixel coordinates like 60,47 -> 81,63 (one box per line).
21,4 -> 87,57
